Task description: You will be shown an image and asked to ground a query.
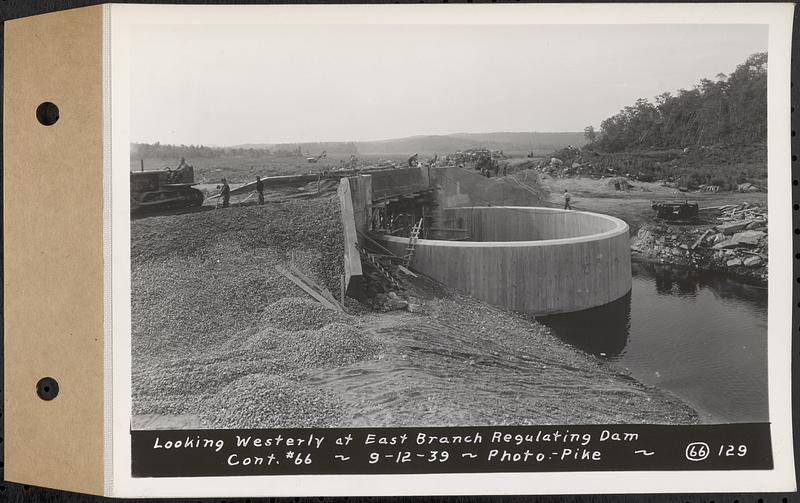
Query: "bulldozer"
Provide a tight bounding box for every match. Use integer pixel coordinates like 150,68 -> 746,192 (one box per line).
130,159 -> 204,213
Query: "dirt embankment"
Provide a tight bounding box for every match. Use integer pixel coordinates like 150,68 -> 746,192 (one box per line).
131,199 -> 697,429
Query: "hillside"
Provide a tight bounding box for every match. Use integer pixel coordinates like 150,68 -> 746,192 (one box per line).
231,131 -> 585,156
586,53 -> 767,152
356,131 -> 585,155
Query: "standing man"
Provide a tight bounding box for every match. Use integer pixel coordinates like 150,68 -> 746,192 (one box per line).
220,178 -> 230,208
255,176 -> 265,205
563,188 -> 572,210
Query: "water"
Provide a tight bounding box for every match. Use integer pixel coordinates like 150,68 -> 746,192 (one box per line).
540,261 -> 768,423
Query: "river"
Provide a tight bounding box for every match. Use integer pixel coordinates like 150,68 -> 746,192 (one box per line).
539,261 -> 768,423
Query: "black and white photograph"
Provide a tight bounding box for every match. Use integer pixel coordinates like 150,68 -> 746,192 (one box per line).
130,20 -> 770,429
110,3 -> 794,495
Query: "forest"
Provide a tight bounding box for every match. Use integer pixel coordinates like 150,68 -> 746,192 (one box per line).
585,53 -> 767,152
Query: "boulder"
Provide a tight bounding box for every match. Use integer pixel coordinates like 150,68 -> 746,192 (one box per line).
713,239 -> 738,250
384,298 -> 409,311
717,220 -> 755,234
743,256 -> 763,267
730,230 -> 766,246
710,233 -> 726,244
726,258 -> 743,267
713,230 -> 766,249
745,220 -> 767,230
632,226 -> 657,250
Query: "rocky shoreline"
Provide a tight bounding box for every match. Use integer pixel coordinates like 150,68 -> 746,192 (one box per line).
631,202 -> 767,285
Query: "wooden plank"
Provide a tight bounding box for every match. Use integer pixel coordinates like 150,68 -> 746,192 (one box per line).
275,265 -> 340,310
289,265 -> 344,311
397,265 -> 418,277
691,229 -> 712,250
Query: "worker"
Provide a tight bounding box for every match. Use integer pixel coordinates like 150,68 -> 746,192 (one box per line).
220,178 -> 230,208
563,189 -> 572,210
408,153 -> 418,167
255,176 -> 264,205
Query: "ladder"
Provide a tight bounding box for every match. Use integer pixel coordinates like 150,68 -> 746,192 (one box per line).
403,218 -> 424,267
359,248 -> 399,287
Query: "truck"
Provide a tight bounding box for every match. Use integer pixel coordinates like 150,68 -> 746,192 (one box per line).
651,200 -> 699,222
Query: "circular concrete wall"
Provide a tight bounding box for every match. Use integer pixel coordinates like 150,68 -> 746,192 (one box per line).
383,207 -> 632,315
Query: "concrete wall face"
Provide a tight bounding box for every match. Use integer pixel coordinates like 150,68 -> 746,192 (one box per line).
443,207 -> 619,242
337,178 -> 366,297
383,207 -> 632,315
348,175 -> 372,234
370,168 -> 427,200
430,167 -> 545,209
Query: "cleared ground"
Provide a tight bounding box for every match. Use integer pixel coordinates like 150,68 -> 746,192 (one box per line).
540,173 -> 767,233
131,152 -> 412,184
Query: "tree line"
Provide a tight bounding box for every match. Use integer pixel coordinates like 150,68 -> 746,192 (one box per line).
130,141 -> 358,160
585,52 -> 767,152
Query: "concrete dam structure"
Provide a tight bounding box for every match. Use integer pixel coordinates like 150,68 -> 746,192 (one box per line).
338,167 -> 632,315
382,207 -> 631,315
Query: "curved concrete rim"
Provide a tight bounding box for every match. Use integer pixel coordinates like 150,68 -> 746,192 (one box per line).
384,206 -> 629,247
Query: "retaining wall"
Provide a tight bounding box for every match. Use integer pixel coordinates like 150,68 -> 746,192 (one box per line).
383,207 -> 631,315
337,176 -> 372,297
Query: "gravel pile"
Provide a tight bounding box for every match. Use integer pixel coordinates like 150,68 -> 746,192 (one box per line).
260,297 -> 351,331
238,322 -> 380,369
201,374 -> 344,428
131,196 -> 344,356
131,197 -> 344,293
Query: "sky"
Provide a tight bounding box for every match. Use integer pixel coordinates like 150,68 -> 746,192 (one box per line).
129,23 -> 767,146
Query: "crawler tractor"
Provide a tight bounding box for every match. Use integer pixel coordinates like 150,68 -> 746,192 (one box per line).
130,161 -> 204,213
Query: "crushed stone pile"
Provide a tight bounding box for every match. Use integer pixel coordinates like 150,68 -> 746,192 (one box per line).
260,297 -> 351,331
201,374 -> 344,428
131,197 -> 343,292
236,322 -> 380,369
131,197 -> 344,354
133,288 -> 380,424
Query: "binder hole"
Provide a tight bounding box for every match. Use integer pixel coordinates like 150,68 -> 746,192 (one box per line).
36,102 -> 59,126
36,377 -> 59,400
